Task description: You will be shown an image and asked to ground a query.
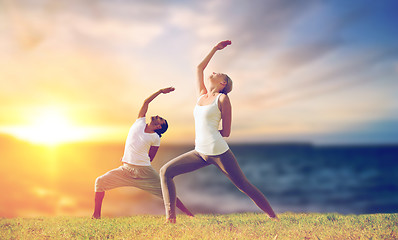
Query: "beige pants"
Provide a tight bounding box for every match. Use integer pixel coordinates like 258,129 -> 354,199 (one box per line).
95,163 -> 163,198
160,149 -> 275,219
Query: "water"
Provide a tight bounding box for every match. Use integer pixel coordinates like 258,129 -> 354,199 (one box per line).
161,143 -> 398,215
1,135 -> 397,217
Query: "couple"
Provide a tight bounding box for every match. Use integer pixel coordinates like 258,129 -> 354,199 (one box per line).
93,40 -> 278,223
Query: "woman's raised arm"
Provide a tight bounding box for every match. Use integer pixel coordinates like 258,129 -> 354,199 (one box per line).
196,40 -> 231,96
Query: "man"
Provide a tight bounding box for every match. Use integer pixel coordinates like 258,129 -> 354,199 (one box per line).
92,87 -> 193,219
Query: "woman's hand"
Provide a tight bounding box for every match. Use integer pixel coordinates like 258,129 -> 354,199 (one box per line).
215,40 -> 231,50
160,87 -> 175,94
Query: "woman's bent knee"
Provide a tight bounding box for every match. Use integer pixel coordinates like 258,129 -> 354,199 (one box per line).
160,165 -> 173,180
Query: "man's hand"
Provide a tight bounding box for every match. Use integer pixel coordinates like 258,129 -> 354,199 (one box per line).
138,87 -> 175,118
160,87 -> 175,94
215,40 -> 231,50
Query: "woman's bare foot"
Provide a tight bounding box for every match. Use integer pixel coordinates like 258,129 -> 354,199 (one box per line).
165,218 -> 176,224
269,215 -> 280,221
187,212 -> 194,218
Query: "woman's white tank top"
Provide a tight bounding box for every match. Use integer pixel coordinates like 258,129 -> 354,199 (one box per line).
193,93 -> 229,155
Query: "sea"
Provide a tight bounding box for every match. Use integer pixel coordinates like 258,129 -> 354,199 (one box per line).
1,136 -> 397,217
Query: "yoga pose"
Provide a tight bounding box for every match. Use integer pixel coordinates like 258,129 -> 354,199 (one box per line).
92,87 -> 193,219
160,41 -> 277,223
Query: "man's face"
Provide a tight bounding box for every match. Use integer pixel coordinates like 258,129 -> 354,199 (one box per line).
151,115 -> 166,128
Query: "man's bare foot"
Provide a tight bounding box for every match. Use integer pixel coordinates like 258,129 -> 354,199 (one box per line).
165,218 -> 176,224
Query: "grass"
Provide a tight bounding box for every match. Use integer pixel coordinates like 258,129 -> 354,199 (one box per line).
1,213 -> 397,240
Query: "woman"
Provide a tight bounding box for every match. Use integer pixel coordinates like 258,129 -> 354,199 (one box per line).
92,87 -> 193,219
160,41 -> 277,223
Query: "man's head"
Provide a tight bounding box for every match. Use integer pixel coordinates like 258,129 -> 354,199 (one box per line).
150,115 -> 168,138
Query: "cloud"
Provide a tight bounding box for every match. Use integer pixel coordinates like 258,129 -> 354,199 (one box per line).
60,15 -> 164,47
1,0 -> 168,50
0,2 -> 51,50
220,0 -> 398,113
168,3 -> 227,40
250,47 -> 398,108
214,0 -> 319,49
60,1 -> 168,47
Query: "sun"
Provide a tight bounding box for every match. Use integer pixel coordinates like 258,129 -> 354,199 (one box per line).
6,108 -> 89,146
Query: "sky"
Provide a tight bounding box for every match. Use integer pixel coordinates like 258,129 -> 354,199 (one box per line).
0,0 -> 398,145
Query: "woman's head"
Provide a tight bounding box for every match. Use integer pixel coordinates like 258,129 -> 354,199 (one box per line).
209,72 -> 233,94
150,116 -> 168,138
221,74 -> 233,94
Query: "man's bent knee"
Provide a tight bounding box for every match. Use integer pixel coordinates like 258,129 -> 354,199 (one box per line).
94,176 -> 105,192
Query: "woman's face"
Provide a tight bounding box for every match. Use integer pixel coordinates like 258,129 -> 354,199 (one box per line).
209,72 -> 226,85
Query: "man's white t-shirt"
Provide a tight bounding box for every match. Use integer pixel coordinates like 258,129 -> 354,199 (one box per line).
121,117 -> 160,166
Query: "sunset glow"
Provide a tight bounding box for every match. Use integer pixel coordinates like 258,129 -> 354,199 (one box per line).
3,108 -> 89,145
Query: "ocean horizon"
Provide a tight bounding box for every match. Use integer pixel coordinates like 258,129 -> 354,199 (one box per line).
1,135 -> 397,217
